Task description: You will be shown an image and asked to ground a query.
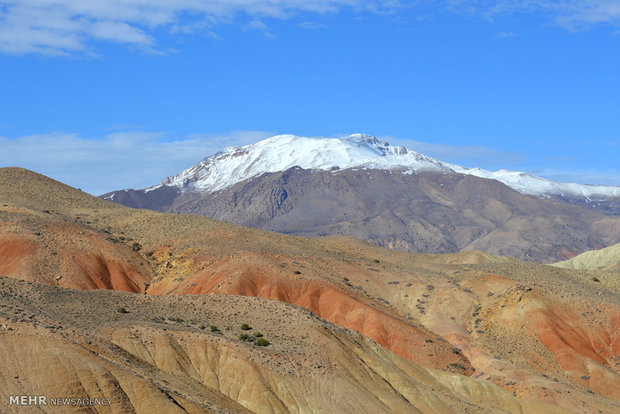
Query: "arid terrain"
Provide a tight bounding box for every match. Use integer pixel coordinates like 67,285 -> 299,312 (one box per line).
1,167 -> 620,413
103,167 -> 620,263
554,243 -> 620,272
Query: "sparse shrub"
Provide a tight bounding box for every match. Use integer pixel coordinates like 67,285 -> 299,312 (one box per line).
240,323 -> 251,330
451,347 -> 460,354
254,332 -> 263,338
169,316 -> 183,323
592,277 -> 600,283
116,307 -> 129,314
145,251 -> 154,257
131,242 -> 142,251
255,338 -> 270,346
425,338 -> 433,343
239,334 -> 250,341
373,259 -> 380,263
210,325 -> 219,332
343,277 -> 349,282
199,324 -> 206,330
293,270 -> 301,275
448,363 -> 466,370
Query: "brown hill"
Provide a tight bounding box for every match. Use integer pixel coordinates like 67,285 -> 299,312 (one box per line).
102,167 -> 620,263
553,243 -> 620,272
2,167 -> 620,413
4,276 -> 566,414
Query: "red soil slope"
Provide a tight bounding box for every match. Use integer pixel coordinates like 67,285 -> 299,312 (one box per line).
148,255 -> 472,374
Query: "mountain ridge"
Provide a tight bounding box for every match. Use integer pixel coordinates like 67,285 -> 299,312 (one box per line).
104,134 -> 620,201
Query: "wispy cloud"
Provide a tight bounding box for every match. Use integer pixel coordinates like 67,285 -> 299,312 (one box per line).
497,31 -> 516,38
298,21 -> 328,29
445,0 -> 620,30
0,130 -> 273,194
1,1 -> 617,56
0,0 -> 396,55
528,168 -> 620,186
242,19 -> 269,31
385,137 -> 527,168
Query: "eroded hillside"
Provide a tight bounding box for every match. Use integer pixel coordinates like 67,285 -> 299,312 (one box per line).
1,167 -> 619,413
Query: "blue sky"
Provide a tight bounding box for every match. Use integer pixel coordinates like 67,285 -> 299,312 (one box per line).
0,0 -> 619,195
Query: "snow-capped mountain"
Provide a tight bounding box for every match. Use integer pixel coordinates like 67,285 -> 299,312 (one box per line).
101,133 -> 620,263
141,134 -> 619,200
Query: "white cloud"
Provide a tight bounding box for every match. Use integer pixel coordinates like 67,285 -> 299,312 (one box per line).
445,0 -> 620,30
0,0 -> 394,55
298,21 -> 328,29
385,137 -> 527,167
528,168 -> 620,186
1,0 -> 617,56
497,31 -> 516,38
242,19 -> 269,31
0,130 -> 273,195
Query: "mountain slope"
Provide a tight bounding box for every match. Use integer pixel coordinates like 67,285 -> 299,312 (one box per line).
553,243 -> 620,271
101,135 -> 620,262
107,166 -> 620,263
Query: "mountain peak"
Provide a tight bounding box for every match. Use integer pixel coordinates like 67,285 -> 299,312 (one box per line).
146,134 -> 619,200
155,134 -> 447,193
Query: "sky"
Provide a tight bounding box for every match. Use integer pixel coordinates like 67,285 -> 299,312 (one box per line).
0,0 -> 619,195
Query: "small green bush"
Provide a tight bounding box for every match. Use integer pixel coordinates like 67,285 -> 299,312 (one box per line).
199,324 -> 206,330
592,277 -> 600,282
240,323 -> 251,330
254,332 -> 263,338
131,242 -> 142,251
293,270 -> 301,275
448,363 -> 466,370
255,338 -> 270,346
210,325 -> 219,332
145,251 -> 154,257
373,259 -> 380,263
239,334 -> 250,341
116,307 -> 129,314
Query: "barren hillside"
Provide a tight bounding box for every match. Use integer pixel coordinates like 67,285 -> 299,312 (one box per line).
1,167 -> 619,413
554,243 -> 620,272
